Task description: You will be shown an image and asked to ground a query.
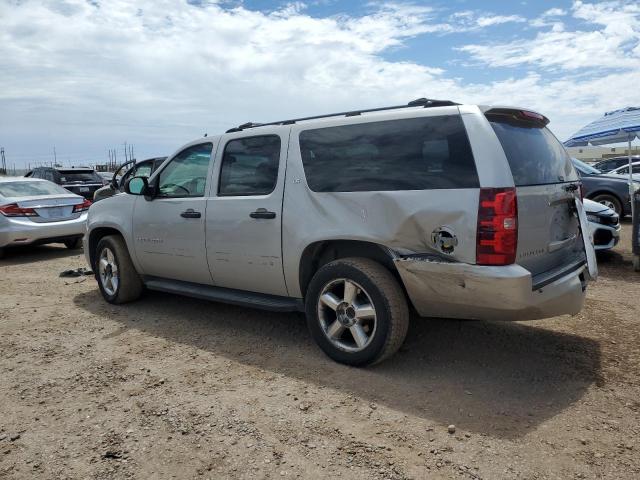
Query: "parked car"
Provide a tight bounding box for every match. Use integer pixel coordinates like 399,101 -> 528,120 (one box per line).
571,158 -> 640,216
593,156 -> 640,173
93,157 -> 166,202
25,166 -> 105,200
0,176 -> 91,258
583,198 -> 620,251
97,171 -> 115,183
606,161 -> 640,180
84,100 -> 596,366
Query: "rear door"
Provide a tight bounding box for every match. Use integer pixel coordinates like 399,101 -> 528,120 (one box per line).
487,111 -> 590,280
205,130 -> 289,296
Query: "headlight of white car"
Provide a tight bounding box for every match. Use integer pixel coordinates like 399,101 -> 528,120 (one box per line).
633,182 -> 640,192
587,214 -> 600,223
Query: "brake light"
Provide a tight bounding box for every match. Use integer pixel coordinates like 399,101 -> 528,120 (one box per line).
476,187 -> 518,265
0,203 -> 38,217
520,110 -> 544,121
73,198 -> 92,213
579,183 -> 585,201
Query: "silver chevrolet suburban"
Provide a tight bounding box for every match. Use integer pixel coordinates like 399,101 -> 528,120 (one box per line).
84,99 -> 597,366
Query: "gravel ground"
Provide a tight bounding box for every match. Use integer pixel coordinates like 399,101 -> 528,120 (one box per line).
1,222 -> 639,479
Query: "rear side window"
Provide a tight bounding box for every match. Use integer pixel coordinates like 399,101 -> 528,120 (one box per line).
299,115 -> 478,192
218,135 -> 281,196
488,116 -> 578,186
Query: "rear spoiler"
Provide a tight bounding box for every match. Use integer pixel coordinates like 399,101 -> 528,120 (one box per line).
484,108 -> 550,128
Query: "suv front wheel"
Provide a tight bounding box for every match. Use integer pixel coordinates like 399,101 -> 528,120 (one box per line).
95,235 -> 143,304
305,257 -> 409,366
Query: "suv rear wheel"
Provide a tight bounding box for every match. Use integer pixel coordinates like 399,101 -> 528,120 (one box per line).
305,257 -> 409,366
95,235 -> 143,304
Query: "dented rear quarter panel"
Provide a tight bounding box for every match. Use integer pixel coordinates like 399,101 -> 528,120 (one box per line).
282,106 -> 508,298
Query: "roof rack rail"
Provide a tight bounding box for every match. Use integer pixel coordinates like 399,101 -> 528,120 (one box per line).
225,98 -> 458,133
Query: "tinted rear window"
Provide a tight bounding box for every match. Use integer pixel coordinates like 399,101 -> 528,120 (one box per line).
489,119 -> 577,186
59,171 -> 102,182
0,181 -> 70,197
299,115 -> 479,192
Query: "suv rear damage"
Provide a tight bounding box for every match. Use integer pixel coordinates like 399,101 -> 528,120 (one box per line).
84,99 -> 596,366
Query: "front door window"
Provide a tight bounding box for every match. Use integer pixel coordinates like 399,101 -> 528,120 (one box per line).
157,143 -> 213,197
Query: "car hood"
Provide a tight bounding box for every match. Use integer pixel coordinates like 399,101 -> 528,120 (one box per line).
583,198 -> 612,215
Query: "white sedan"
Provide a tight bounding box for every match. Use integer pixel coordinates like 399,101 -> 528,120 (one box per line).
584,198 -> 620,251
0,177 -> 90,258
606,161 -> 640,181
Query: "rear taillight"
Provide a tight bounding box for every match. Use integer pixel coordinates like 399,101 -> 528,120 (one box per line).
476,187 -> 518,266
579,183 -> 585,201
73,199 -> 92,213
0,203 -> 38,217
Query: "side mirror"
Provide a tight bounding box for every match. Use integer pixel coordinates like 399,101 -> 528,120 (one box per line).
125,176 -> 149,196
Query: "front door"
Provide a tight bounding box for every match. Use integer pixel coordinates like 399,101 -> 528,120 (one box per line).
132,142 -> 215,285
205,130 -> 289,296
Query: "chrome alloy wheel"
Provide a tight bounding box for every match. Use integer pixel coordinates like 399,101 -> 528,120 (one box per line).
98,247 -> 119,296
598,199 -> 617,211
317,278 -> 377,352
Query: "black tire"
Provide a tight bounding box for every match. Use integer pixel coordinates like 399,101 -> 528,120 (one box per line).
0,247 -> 5,259
64,237 -> 82,249
95,235 -> 143,304
305,257 -> 409,367
591,194 -> 622,216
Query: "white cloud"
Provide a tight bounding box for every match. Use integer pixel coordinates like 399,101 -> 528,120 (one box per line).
542,8 -> 567,17
461,1 -> 640,71
0,0 -> 638,166
475,14 -> 526,27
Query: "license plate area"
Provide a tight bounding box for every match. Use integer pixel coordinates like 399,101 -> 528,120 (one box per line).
35,206 -> 73,219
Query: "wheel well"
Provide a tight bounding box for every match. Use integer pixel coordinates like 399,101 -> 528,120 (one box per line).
298,240 -> 399,296
588,190 -> 622,203
88,227 -> 123,269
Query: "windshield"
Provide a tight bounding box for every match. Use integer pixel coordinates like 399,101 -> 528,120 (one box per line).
59,170 -> 102,183
0,181 -> 70,197
572,158 -> 601,175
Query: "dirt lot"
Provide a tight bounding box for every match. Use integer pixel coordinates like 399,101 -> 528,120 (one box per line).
1,223 -> 639,479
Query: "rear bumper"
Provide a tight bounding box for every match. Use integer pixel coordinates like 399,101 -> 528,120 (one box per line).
0,214 -> 87,248
394,256 -> 586,321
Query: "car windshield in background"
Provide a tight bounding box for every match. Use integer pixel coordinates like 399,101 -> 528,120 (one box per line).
299,115 -> 479,192
0,181 -> 70,197
59,171 -> 102,183
133,164 -> 153,178
572,158 -> 602,175
489,117 -> 578,186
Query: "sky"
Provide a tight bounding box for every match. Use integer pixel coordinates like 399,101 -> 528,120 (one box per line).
1,0 -> 639,168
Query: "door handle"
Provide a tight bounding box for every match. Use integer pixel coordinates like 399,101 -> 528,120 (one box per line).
250,208 -> 276,219
180,209 -> 201,219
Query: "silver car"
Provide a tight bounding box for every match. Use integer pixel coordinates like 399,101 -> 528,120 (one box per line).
0,177 -> 90,258
84,99 -> 597,366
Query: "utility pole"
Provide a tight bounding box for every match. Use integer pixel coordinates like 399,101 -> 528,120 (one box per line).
53,146 -> 57,164
0,147 -> 6,175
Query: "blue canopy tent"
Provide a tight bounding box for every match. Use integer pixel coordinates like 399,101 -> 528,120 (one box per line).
564,107 -> 640,269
